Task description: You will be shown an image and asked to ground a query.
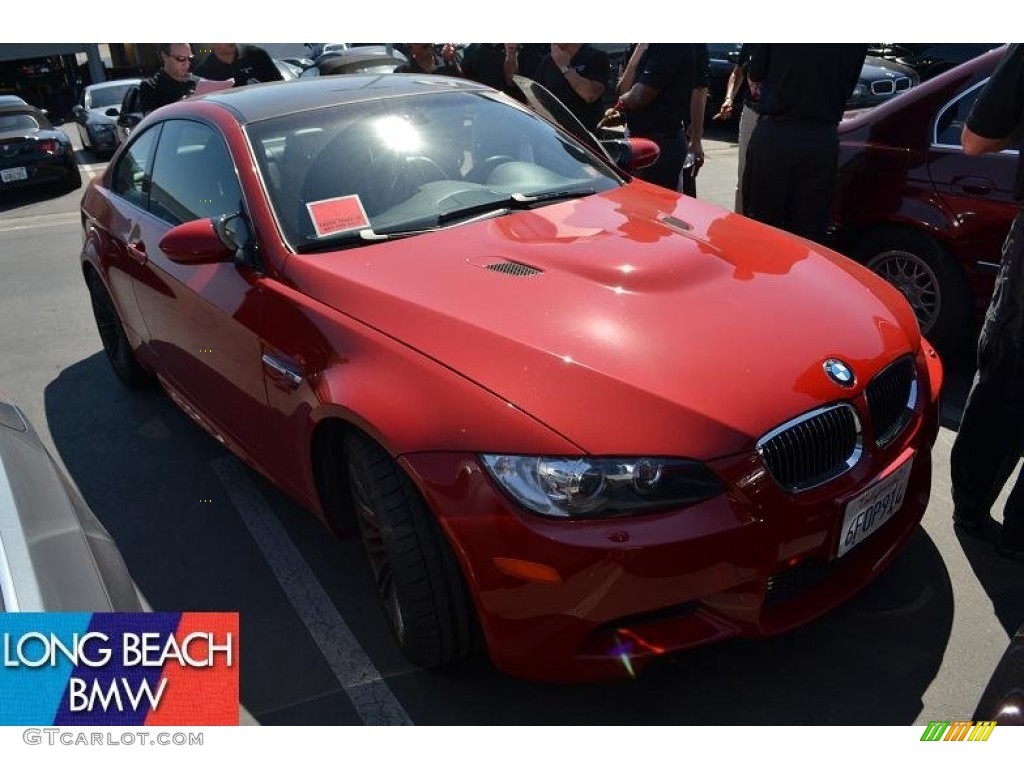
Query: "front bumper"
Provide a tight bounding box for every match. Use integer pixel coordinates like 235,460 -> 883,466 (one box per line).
400,347 -> 943,681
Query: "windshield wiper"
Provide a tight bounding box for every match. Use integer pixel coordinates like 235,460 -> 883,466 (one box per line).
293,186 -> 596,253
295,225 -> 441,253
435,186 -> 596,226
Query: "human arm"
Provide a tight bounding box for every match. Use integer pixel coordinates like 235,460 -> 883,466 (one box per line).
550,45 -> 607,104
963,44 -> 1024,156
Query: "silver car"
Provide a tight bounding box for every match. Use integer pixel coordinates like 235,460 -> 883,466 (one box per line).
0,393 -> 143,611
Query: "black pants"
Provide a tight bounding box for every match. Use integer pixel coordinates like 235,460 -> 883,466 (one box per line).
742,119 -> 838,243
632,130 -> 685,192
951,212 -> 1024,545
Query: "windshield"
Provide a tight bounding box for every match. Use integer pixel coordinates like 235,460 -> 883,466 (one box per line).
0,113 -> 40,131
246,90 -> 622,248
86,83 -> 134,110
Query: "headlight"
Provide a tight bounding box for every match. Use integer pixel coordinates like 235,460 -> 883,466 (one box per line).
480,455 -> 723,519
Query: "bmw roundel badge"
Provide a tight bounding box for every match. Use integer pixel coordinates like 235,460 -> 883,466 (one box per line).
824,359 -> 855,388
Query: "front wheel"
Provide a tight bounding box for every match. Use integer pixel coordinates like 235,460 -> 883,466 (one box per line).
856,228 -> 973,358
344,430 -> 479,668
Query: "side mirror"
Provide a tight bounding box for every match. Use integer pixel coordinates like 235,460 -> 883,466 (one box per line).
213,212 -> 254,259
159,218 -> 234,265
104,107 -> 120,117
72,105 -> 86,119
601,137 -> 661,172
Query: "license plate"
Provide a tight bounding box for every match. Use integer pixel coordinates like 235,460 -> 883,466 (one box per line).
837,454 -> 914,558
1,166 -> 27,183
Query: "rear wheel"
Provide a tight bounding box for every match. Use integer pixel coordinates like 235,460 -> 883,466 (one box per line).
86,272 -> 153,389
344,430 -> 479,668
856,228 -> 973,358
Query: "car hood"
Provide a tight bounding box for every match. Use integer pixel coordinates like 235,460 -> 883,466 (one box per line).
83,107 -> 117,125
860,55 -> 917,81
285,186 -> 921,458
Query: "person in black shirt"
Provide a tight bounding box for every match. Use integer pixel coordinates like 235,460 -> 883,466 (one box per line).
950,44 -> 1024,560
742,44 -> 866,242
139,43 -> 198,115
614,43 -> 696,191
462,43 -> 545,101
394,44 -> 462,76
193,44 -> 282,86
531,44 -> 609,133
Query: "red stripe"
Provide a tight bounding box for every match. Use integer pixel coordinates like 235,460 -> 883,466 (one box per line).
144,613 -> 239,726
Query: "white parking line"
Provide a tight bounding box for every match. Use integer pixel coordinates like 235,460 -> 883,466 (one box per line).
212,456 -> 413,726
0,212 -> 80,233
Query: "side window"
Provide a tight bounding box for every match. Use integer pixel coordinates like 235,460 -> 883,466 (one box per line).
111,125 -> 159,208
121,86 -> 138,115
934,80 -> 985,147
148,120 -> 243,226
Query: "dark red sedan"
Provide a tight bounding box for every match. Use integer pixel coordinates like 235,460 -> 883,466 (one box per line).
830,47 -> 1016,357
80,74 -> 942,681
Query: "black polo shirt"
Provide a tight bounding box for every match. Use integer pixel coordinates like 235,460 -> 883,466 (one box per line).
139,70 -> 198,114
533,45 -> 609,132
462,43 -> 546,101
394,55 -> 460,76
968,44 -> 1024,200
194,45 -> 282,86
749,44 -> 866,125
625,43 -> 695,138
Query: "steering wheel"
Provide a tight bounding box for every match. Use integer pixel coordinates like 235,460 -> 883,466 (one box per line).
404,156 -> 449,185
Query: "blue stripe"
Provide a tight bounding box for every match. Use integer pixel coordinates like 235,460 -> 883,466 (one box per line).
0,613 -> 94,725
53,613 -> 182,726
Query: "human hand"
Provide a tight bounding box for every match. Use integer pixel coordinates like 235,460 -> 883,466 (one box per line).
550,44 -> 571,70
688,138 -> 705,177
712,99 -> 733,121
441,43 -> 458,63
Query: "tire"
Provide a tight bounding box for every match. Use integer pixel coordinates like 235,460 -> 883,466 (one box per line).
86,271 -> 153,389
344,430 -> 479,668
855,228 -> 973,358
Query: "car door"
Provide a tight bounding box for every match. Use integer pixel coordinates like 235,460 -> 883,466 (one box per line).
127,118 -> 272,459
100,124 -> 161,341
928,77 -> 1019,277
116,86 -> 141,144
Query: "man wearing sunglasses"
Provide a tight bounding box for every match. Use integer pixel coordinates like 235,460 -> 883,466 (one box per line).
194,44 -> 282,87
139,43 -> 198,114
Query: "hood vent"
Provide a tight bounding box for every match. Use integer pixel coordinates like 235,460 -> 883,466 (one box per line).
484,261 -> 543,277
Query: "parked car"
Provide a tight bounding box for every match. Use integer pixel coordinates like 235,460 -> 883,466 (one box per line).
869,43 -> 1002,81
80,74 -> 942,681
0,391 -> 144,612
973,622 -> 1024,725
0,103 -> 80,193
71,78 -> 140,158
300,47 -> 407,77
274,59 -> 302,81
112,83 -> 143,145
829,47 -> 1013,357
847,55 -> 919,110
0,95 -> 28,107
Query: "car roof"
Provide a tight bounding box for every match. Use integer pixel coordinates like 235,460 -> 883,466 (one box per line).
0,103 -> 47,119
86,78 -> 141,91
0,94 -> 27,105
199,73 -> 490,124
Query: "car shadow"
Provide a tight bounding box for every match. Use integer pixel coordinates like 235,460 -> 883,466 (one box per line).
45,352 -> 957,725
0,184 -> 75,212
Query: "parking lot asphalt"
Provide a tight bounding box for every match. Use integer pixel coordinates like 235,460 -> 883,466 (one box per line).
0,120 -> 1021,725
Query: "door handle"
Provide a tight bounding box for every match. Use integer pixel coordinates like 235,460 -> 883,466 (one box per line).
957,176 -> 993,196
126,239 -> 147,264
262,353 -> 304,391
